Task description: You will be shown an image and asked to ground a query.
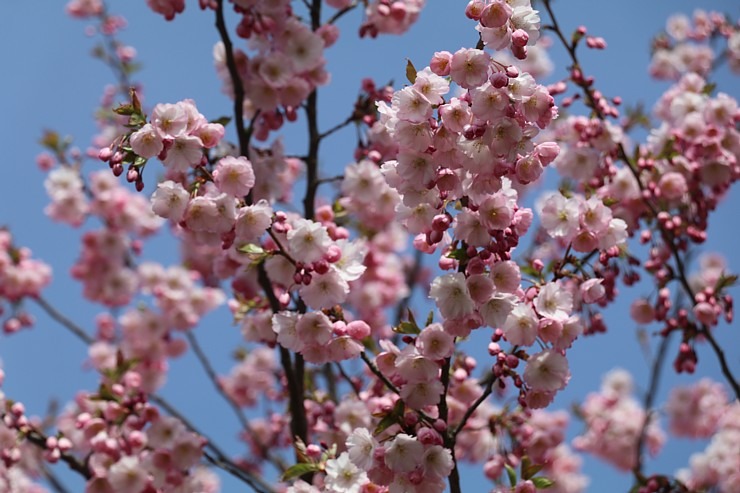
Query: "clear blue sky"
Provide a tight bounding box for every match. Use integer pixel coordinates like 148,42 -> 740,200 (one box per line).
1,1 -> 738,491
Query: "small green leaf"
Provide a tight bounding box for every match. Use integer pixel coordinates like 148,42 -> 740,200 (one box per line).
238,244 -> 265,255
374,400 -> 404,435
280,462 -> 321,482
40,130 -> 58,149
531,477 -> 555,489
405,58 -> 417,84
505,464 -> 517,488
128,113 -> 146,127
393,321 -> 420,335
113,104 -> 135,116
425,310 -> 434,327
702,82 -> 717,95
446,248 -> 467,261
521,461 -> 544,480
715,273 -> 738,292
211,116 -> 232,127
130,88 -> 143,114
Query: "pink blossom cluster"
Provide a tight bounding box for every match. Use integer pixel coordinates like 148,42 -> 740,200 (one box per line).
56,170 -> 164,307
466,0 -> 542,59
676,400 -> 740,492
0,231 -> 51,333
145,0 -> 185,21
2,364 -> 218,493
212,2 -> 330,141
344,227 -> 412,337
665,378 -> 729,439
326,429 -> 453,493
65,0 -> 103,18
536,191 -> 628,253
219,347 -> 278,407
87,266 -> 224,393
650,10 -> 740,80
59,385 -> 216,492
573,369 -> 665,471
124,99 -> 225,177
360,0 -> 426,38
0,373 -> 50,493
272,310 -> 367,364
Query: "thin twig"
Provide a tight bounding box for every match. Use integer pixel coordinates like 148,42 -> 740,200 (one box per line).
149,394 -> 277,493
42,465 -> 73,493
452,375 -> 496,439
327,3 -> 359,25
184,331 -> 286,471
632,331 -> 671,482
33,297 -> 93,345
318,114 -> 357,140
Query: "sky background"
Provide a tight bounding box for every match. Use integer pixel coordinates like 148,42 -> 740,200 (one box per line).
1,0 -> 739,492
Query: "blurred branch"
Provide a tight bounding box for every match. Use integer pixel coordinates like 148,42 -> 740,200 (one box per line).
185,331 -> 287,472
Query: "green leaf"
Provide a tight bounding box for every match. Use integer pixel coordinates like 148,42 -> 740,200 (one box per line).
374,400 -> 405,436
40,130 -> 59,150
425,310 -> 434,327
113,104 -> 135,116
702,82 -> 717,95
446,248 -> 467,261
715,273 -> 738,292
373,412 -> 399,436
211,116 -> 232,127
128,113 -> 146,127
393,321 -> 420,335
280,462 -> 321,482
521,462 -> 544,480
505,464 -> 517,488
405,58 -> 417,84
238,244 -> 265,255
531,477 -> 555,489
130,88 -> 143,114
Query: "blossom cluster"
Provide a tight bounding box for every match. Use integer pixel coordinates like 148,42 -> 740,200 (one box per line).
573,369 -> 665,471
465,0 -> 542,59
676,399 -> 740,492
650,10 -> 740,80
0,231 -> 51,334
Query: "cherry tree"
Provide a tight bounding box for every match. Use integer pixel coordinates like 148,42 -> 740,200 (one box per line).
1,1 -> 739,492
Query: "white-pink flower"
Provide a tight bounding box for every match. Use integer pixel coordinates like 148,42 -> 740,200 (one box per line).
287,218 -> 331,263
523,350 -> 570,392
213,156 -> 255,198
384,433 -> 424,473
429,273 -> 475,320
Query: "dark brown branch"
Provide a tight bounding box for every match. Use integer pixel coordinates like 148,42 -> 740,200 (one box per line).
215,0 -> 250,159
327,3 -> 359,25
19,425 -> 91,480
452,374 -> 495,439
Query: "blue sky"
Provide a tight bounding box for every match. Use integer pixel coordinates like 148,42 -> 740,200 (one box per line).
1,1 -> 739,491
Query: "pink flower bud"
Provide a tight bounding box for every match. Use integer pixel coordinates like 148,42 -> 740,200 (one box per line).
581,278 -> 606,304
480,1 -> 511,28
346,320 -> 371,340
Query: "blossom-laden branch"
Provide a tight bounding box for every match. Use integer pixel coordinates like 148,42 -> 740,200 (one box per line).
541,0 -> 739,399
31,293 -> 275,492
